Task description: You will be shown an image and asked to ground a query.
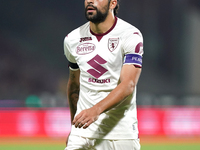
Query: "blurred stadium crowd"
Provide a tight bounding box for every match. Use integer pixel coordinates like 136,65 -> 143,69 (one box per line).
0,0 -> 200,108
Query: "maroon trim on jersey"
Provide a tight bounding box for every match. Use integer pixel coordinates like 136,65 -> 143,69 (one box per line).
90,17 -> 118,42
134,65 -> 142,68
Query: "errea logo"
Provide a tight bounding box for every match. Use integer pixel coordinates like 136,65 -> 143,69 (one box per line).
76,43 -> 95,55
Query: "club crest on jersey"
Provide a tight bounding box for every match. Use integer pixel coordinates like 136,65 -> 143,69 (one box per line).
76,43 -> 96,55
108,38 -> 119,52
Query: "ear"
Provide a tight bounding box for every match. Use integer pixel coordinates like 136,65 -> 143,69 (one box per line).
110,0 -> 117,10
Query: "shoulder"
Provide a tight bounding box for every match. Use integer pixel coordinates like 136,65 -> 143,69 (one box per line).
116,18 -> 142,37
64,22 -> 90,43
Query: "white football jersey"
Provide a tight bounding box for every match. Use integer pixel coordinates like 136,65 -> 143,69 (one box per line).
64,17 -> 143,139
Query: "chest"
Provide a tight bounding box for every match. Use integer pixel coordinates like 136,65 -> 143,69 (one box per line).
72,35 -> 124,73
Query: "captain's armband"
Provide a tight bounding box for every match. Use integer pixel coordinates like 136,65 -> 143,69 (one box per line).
123,54 -> 142,68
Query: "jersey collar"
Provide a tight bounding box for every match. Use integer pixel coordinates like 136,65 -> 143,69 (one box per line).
90,16 -> 118,42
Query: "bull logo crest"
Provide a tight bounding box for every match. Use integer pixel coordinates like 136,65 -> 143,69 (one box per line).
108,38 -> 119,52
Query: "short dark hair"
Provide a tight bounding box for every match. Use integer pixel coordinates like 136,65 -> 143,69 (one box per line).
109,0 -> 120,16
114,0 -> 120,16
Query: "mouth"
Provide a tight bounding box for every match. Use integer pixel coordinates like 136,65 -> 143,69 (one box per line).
86,5 -> 96,13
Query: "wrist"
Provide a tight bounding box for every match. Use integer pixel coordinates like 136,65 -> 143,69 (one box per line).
93,104 -> 103,115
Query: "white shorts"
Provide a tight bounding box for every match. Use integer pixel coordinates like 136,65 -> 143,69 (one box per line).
65,134 -> 140,150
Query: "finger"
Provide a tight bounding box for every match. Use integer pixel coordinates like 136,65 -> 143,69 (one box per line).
72,113 -> 82,125
72,117 -> 77,125
74,116 -> 86,128
83,120 -> 93,129
77,121 -> 84,128
77,118 -> 89,128
74,121 -> 79,128
74,119 -> 82,128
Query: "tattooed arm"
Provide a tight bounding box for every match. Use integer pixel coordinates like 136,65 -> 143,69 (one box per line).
66,69 -> 80,146
67,69 -> 80,123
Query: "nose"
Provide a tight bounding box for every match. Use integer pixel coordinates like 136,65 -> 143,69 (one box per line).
86,0 -> 94,4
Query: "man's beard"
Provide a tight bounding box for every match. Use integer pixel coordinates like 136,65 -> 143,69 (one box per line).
85,5 -> 109,24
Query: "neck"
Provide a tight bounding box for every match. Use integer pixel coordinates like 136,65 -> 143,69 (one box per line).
90,13 -> 116,34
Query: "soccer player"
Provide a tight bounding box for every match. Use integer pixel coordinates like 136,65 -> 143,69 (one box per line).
64,0 -> 143,149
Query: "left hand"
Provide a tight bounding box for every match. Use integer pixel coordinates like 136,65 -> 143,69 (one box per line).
72,106 -> 100,129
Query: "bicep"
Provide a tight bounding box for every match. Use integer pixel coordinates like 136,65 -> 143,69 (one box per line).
120,64 -> 141,86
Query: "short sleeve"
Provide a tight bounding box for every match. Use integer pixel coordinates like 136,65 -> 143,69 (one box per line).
64,36 -> 79,70
122,31 -> 144,67
64,35 -> 77,64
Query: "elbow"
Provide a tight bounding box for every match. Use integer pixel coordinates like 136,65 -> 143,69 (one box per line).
126,81 -> 136,96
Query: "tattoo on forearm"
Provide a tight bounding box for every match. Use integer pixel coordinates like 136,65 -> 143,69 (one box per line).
69,83 -> 79,110
68,71 -> 80,120
69,72 -> 76,80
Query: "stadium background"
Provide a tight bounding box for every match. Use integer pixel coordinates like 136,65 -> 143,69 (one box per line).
0,0 -> 200,149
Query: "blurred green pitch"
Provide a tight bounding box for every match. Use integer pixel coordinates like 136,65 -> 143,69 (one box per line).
1,143 -> 199,150
0,145 -> 65,150
0,137 -> 199,150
